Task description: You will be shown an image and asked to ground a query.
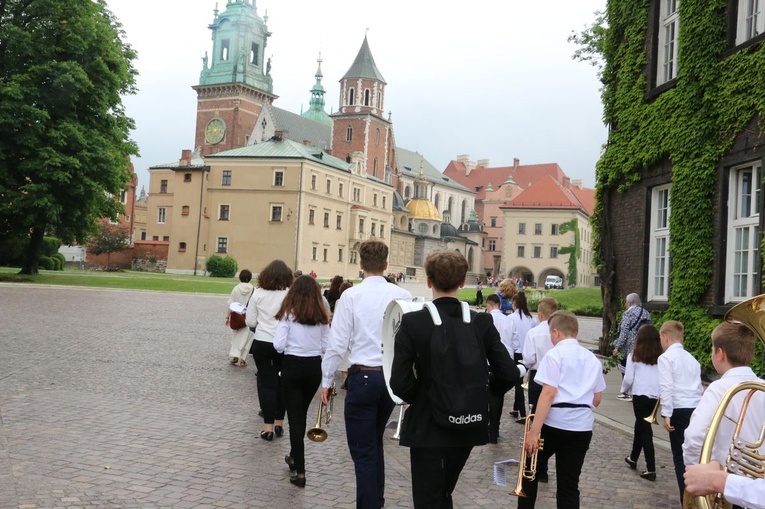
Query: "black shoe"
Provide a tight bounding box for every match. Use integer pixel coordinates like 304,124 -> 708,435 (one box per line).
509,410 -> 520,418
640,471 -> 656,481
290,474 -> 306,488
537,473 -> 549,483
260,430 -> 274,441
285,455 -> 296,472
258,409 -> 264,417
274,425 -> 284,437
515,417 -> 527,424
624,456 -> 637,470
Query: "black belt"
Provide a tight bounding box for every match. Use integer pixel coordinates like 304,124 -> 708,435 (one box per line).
348,364 -> 382,374
551,402 -> 591,409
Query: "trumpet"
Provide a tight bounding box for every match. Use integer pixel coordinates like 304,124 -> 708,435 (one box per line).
307,383 -> 336,443
392,405 -> 405,440
644,399 -> 661,425
509,413 -> 544,498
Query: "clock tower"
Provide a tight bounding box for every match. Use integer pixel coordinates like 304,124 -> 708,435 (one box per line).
193,0 -> 277,156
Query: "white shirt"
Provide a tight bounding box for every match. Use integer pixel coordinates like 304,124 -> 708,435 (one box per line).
683,366 -> 765,466
658,343 -> 703,417
273,315 -> 330,357
489,309 -> 518,355
620,353 -> 660,397
725,474 -> 765,509
522,320 -> 552,370
535,338 -> 607,431
321,276 -> 412,388
509,311 -> 538,354
245,288 -> 289,343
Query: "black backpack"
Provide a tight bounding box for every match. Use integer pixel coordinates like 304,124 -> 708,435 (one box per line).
629,307 -> 652,333
424,302 -> 490,430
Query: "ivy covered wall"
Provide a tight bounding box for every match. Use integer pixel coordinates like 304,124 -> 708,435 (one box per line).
596,0 -> 765,371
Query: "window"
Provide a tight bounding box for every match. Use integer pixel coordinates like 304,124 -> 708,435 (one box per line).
657,0 -> 679,86
649,185 -> 672,301
551,224 -> 560,235
534,223 -> 542,235
338,248 -> 343,262
326,179 -> 331,194
221,39 -> 230,60
324,212 -> 330,228
418,223 -> 428,234
371,223 -> 376,237
349,88 -> 355,105
119,190 -> 127,203
364,89 -> 370,106
353,188 -> 361,202
217,237 -> 228,253
182,205 -> 190,216
339,183 -> 344,197
157,207 -> 166,223
222,170 -> 232,186
309,209 -> 315,224
346,126 -> 352,142
270,205 -> 283,222
490,217 -> 497,227
250,42 -> 259,65
219,204 -> 230,221
336,214 -> 342,229
162,236 -> 169,242
550,246 -> 558,258
179,242 -> 187,252
160,180 -> 168,193
380,225 -> 385,239
312,246 -> 317,261
350,251 -> 357,264
274,170 -> 284,187
374,194 -> 378,207
488,240 -> 496,251
359,218 -> 365,233
184,173 -> 192,182
140,231 -> 147,240
736,0 -> 764,45
323,248 -> 328,262
533,246 -> 542,258
376,128 -> 380,146
311,175 -> 317,190
518,223 -> 526,235
152,236 -> 159,241
382,196 -> 387,209
517,246 -> 525,257
726,163 -> 762,301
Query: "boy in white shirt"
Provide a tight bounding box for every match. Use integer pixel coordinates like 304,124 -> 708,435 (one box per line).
485,294 -> 518,443
686,461 -> 765,509
683,322 -> 764,467
658,320 -> 703,505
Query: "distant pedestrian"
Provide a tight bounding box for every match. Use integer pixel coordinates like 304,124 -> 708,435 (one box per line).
226,269 -> 255,367
324,275 -> 344,313
496,278 -> 518,315
475,281 -> 484,307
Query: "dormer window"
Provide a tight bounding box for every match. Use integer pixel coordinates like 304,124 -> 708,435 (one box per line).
221,39 -> 230,61
250,43 -> 259,65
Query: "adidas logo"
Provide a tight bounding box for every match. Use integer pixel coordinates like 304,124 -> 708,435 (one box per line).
448,413 -> 483,424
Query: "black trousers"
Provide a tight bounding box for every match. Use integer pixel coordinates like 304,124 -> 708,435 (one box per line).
526,372 -> 547,475
668,407 -> 694,505
629,395 -> 657,472
513,353 -> 526,417
517,424 -> 592,509
410,446 -> 473,509
488,392 -> 504,443
281,354 -> 321,475
251,340 -> 285,424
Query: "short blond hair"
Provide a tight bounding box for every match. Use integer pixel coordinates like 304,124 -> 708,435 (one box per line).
537,298 -> 559,319
548,310 -> 579,338
498,279 -> 518,299
660,320 -> 684,342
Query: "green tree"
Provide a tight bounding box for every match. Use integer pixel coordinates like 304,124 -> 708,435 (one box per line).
86,220 -> 129,270
0,0 -> 138,274
558,218 -> 581,288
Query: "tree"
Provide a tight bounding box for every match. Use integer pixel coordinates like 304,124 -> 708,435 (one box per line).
0,0 -> 138,274
86,220 -> 129,270
567,10 -> 608,83
558,218 -> 581,288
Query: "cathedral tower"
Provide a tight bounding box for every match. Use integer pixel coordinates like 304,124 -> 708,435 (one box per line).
193,0 -> 277,156
301,54 -> 332,126
331,36 -> 393,182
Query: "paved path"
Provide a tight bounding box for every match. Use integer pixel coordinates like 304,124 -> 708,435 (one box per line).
0,284 -> 681,508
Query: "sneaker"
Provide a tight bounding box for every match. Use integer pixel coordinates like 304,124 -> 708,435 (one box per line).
616,393 -> 633,401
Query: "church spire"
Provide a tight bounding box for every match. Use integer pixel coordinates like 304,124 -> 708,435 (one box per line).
301,53 -> 332,126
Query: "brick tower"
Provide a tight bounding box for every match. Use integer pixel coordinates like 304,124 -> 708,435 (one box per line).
192,0 -> 277,156
331,36 -> 395,183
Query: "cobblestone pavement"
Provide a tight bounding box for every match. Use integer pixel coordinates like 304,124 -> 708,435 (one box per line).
0,285 -> 681,508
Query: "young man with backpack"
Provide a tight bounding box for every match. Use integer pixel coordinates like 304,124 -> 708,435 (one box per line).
390,250 -> 525,508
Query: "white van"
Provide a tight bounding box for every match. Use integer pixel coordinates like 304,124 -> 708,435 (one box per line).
545,275 -> 563,290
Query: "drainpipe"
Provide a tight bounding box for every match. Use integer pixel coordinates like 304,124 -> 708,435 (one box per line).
294,162 -> 303,271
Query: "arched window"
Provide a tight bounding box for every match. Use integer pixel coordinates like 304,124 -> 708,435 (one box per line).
404,185 -> 411,199
364,89 -> 370,106
433,225 -> 438,235
375,128 -> 380,146
461,200 -> 467,223
346,155 -> 351,163
434,193 -> 440,211
373,158 -> 378,176
400,216 -> 406,228
447,197 -> 453,214
346,126 -> 352,142
349,88 -> 355,105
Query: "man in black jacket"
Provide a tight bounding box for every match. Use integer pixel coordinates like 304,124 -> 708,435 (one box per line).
390,250 -> 525,508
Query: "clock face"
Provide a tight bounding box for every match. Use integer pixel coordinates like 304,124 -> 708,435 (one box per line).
205,117 -> 226,145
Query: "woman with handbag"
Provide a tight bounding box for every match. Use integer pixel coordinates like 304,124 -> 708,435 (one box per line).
273,275 -> 330,487
226,269 -> 255,366
246,260 -> 293,441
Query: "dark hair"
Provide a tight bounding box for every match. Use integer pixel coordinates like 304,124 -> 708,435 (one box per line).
512,291 -> 532,319
326,275 -> 344,300
339,281 -> 353,294
486,294 -> 501,306
425,250 -> 468,292
257,259 -> 294,291
359,240 -> 388,273
275,275 -> 330,325
712,322 -> 756,366
239,269 -> 252,283
631,324 -> 662,365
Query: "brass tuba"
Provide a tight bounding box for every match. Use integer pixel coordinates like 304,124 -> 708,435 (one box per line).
693,295 -> 765,509
509,413 -> 544,498
307,383 -> 336,442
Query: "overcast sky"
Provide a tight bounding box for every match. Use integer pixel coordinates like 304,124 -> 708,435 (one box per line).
106,0 -> 607,192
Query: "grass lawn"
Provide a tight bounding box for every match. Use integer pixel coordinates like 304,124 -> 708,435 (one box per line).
458,286 -> 603,316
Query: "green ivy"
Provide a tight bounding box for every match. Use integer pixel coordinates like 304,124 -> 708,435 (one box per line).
594,0 -> 765,374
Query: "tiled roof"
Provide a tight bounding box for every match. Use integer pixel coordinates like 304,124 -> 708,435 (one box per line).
206,138 -> 352,173
342,36 -> 386,83
570,186 -> 596,216
397,147 -> 472,193
501,175 -> 590,214
272,107 -> 332,151
443,160 -> 565,200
